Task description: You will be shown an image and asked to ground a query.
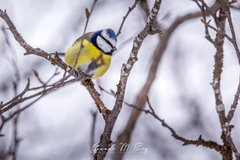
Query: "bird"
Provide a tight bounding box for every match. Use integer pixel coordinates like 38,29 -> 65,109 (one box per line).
64,28 -> 117,79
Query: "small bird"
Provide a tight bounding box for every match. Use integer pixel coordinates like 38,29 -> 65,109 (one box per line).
64,28 -> 117,79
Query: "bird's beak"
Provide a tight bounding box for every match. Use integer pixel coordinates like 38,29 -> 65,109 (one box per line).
112,47 -> 117,52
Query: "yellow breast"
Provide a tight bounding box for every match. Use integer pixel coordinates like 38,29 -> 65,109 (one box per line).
64,39 -> 111,79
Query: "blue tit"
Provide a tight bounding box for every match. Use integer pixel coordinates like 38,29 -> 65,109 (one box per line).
64,28 -> 117,79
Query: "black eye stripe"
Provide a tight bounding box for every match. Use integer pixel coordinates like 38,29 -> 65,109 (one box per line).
99,34 -> 114,48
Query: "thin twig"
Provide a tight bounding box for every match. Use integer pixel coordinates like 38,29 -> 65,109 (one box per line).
200,19 -> 232,42
198,0 -> 214,43
125,97 -> 223,153
5,94 -> 46,123
98,85 -> 116,97
227,77 -> 240,123
71,0 -> 98,74
1,76 -> 77,113
33,70 -> 45,85
116,0 -> 140,37
45,68 -> 60,84
224,0 -> 240,64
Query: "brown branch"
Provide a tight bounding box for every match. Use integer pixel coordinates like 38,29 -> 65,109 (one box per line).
6,94 -> 46,122
125,98 -> 223,153
222,122 -> 240,160
98,85 -> 116,97
0,92 -> 46,135
209,2 -> 233,159
71,0 -> 98,74
198,0 -> 214,43
211,6 -> 226,127
199,0 -> 240,64
226,77 -> 240,123
200,19 -> 232,42
93,0 -> 162,159
113,4 -> 212,160
116,0 -> 140,37
0,8 -> 107,116
200,0 -> 240,159
0,74 -> 75,114
224,0 -> 240,64
33,70 -> 45,85
0,57 -> 105,115
221,1 -> 240,159
230,4 -> 240,10
0,78 -> 30,110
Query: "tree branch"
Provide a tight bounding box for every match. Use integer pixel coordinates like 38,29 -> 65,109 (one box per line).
199,0 -> 240,159
113,2 -> 216,159
116,0 -> 140,37
125,96 -> 223,153
71,0 -> 98,74
0,8 -> 107,117
93,0 -> 162,159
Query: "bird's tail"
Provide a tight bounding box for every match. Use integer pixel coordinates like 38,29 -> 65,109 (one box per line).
49,52 -> 65,56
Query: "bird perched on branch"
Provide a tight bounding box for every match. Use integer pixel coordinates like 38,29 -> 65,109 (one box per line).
60,28 -> 117,79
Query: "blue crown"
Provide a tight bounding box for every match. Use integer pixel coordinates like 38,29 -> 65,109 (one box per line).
106,28 -> 117,41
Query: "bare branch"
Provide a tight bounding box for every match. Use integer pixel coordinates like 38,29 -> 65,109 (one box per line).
198,0 -> 214,43
125,99 -> 223,153
224,0 -> 240,65
199,0 -> 240,159
113,3 -> 214,159
98,85 -> 116,97
0,75 -> 77,114
116,0 -> 140,37
71,0 -> 98,74
33,70 -> 46,85
94,0 -> 162,159
226,77 -> 240,123
210,1 -> 226,127
200,19 -> 235,45
0,8 -> 106,116
5,94 -> 46,123
222,122 -> 240,160
0,78 -> 28,110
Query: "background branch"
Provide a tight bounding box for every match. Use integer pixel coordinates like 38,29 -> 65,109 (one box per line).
94,0 -> 162,159
125,97 -> 223,153
113,3 -> 213,160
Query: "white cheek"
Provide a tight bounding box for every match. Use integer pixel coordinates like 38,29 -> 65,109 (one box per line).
96,36 -> 112,53
101,30 -> 117,48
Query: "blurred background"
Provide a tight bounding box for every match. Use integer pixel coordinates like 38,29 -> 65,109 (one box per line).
0,0 -> 240,159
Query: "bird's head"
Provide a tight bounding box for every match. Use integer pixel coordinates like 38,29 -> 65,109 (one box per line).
90,28 -> 117,55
